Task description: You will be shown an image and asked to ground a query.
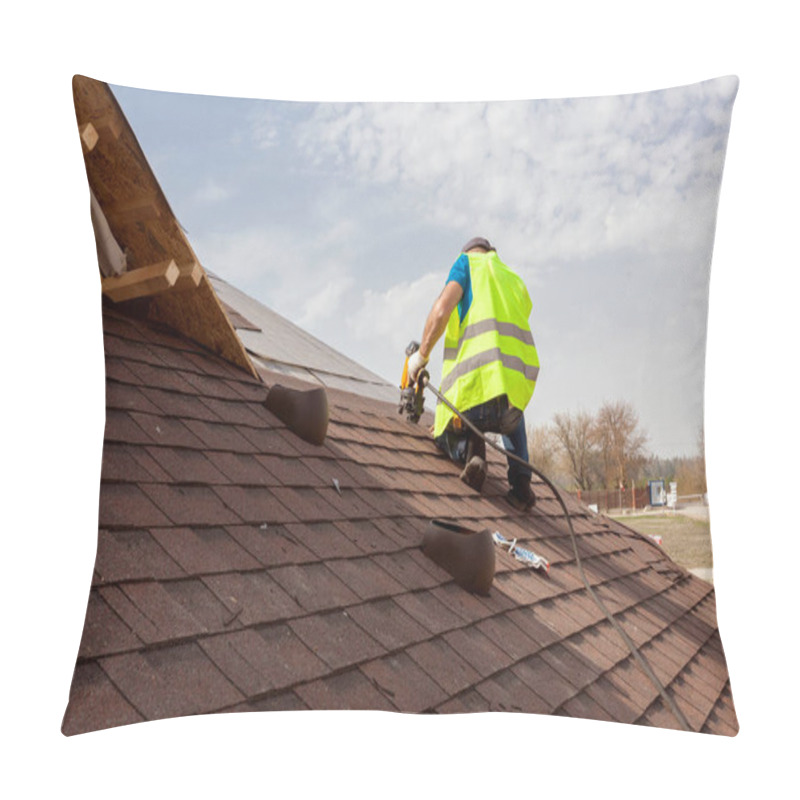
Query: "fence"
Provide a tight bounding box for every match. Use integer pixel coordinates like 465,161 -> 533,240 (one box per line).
568,488 -> 708,513
570,487 -> 651,513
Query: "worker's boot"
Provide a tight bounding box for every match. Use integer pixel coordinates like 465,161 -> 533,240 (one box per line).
507,475 -> 536,510
460,434 -> 487,492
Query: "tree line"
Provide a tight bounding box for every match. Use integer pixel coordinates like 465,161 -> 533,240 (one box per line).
527,400 -> 707,495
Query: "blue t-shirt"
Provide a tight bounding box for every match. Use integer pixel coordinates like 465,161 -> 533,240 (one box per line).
446,253 -> 473,323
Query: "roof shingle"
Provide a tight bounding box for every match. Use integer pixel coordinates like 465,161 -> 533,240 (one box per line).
64,286 -> 738,737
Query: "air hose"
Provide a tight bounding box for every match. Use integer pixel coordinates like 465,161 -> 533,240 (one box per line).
420,374 -> 692,731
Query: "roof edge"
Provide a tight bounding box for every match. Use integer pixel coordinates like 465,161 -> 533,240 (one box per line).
72,75 -> 259,380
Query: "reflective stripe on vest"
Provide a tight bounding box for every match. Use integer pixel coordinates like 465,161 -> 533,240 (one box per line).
442,318 -> 536,362
433,251 -> 539,438
440,348 -> 540,395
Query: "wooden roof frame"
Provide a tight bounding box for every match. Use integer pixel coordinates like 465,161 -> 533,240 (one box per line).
72,75 -> 259,380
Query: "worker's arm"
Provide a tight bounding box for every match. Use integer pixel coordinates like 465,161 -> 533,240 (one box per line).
408,280 -> 463,380
420,280 -> 463,359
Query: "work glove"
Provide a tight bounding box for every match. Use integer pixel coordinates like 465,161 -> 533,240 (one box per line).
407,350 -> 429,383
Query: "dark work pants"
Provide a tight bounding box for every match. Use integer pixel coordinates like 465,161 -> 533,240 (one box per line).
434,396 -> 532,487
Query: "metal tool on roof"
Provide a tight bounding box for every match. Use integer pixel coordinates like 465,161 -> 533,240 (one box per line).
491,531 -> 550,574
398,340 -> 692,731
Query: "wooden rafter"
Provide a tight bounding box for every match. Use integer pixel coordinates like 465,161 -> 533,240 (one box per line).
79,122 -> 99,153
101,260 -> 180,303
72,75 -> 259,380
174,261 -> 204,292
105,197 -> 161,226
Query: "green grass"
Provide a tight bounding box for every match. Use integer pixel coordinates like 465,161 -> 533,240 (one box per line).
609,512 -> 713,572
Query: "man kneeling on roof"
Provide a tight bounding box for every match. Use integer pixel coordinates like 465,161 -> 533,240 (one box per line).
407,237 -> 540,510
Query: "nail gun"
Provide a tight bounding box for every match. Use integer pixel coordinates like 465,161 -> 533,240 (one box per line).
398,340 -> 428,423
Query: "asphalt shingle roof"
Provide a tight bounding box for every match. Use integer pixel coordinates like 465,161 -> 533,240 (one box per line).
62,302 -> 738,735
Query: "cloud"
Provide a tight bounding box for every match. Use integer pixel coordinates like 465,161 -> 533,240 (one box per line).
331,272 -> 445,384
192,214 -> 363,330
192,178 -> 232,204
296,271 -> 356,328
193,221 -> 442,385
292,79 -> 737,270
191,79 -> 735,453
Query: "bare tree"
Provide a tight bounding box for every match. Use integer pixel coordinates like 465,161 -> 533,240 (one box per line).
696,425 -> 707,493
552,410 -> 598,491
526,423 -> 560,477
675,425 -> 707,494
593,400 -> 648,489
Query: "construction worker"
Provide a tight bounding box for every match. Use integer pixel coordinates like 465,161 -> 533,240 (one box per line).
407,237 -> 540,509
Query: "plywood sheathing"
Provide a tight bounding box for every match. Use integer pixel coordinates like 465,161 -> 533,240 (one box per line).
72,75 -> 258,380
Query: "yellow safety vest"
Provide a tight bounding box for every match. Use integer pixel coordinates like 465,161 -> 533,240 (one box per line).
433,251 -> 539,438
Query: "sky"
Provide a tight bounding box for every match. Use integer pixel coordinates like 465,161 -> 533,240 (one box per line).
112,77 -> 738,458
